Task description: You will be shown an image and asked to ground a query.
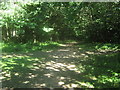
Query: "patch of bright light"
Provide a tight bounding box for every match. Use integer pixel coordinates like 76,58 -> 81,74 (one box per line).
71,84 -> 78,87
23,81 -> 29,84
28,74 -> 37,78
34,66 -> 39,69
73,52 -> 76,54
43,27 -> 53,32
46,67 -> 60,71
46,50 -> 53,52
76,81 -> 94,88
15,73 -> 19,76
58,49 -> 69,51
44,73 -> 52,77
40,83 -> 46,86
67,65 -> 76,68
63,56 -> 69,58
0,76 -> 5,79
86,51 -> 95,54
60,77 -> 65,80
59,44 -> 67,47
52,55 -> 59,58
58,81 -> 64,85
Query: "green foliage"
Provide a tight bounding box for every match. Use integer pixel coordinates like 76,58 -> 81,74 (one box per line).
76,46 -> 120,88
76,42 -> 120,87
77,42 -> 120,52
93,53 -> 120,88
95,43 -> 120,51
2,42 -> 60,53
1,2 -> 119,43
2,55 -> 45,88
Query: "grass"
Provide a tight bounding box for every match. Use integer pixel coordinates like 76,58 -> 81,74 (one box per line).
77,42 -> 120,52
2,55 -> 45,88
76,42 -> 120,88
2,41 -> 60,53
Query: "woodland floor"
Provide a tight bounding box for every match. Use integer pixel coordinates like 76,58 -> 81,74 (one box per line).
1,41 -> 120,88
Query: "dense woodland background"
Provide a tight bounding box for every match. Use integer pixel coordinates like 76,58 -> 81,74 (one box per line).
0,1 -> 120,43
0,1 -> 120,88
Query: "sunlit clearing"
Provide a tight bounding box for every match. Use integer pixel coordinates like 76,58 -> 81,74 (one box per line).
43,27 -> 53,32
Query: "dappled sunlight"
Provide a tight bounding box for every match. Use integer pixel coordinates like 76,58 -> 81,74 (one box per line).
43,61 -> 81,75
2,49 -> 86,88
45,61 -> 71,72
61,83 -> 79,88
1,1 -> 120,88
46,66 -> 60,72
28,74 -> 37,79
75,81 -> 94,88
52,55 -> 59,58
2,54 -> 30,59
86,51 -> 95,55
46,50 -> 53,53
80,54 -> 89,58
44,73 -> 54,78
58,49 -> 69,52
59,44 -> 68,47
58,81 -> 65,85
2,41 -> 120,88
23,81 -> 30,84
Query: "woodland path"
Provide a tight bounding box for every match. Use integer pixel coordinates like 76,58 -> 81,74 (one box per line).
2,42 -> 96,88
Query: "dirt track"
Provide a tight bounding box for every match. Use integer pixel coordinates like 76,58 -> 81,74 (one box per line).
2,42 -> 95,88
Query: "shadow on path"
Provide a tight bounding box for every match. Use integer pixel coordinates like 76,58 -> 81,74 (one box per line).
2,41 -> 120,88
